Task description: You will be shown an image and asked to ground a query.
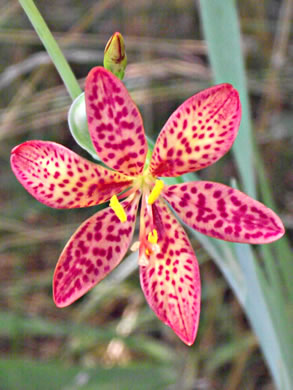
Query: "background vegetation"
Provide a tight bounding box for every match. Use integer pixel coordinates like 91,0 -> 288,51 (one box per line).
0,1 -> 292,389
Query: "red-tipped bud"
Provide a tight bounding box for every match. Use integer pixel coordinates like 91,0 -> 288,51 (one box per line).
103,32 -> 127,79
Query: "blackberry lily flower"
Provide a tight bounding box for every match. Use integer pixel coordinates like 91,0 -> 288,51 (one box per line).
10,67 -> 284,345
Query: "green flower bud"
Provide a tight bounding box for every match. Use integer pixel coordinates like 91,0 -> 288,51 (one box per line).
103,32 -> 127,80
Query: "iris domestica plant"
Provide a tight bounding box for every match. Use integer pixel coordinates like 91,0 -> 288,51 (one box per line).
10,35 -> 284,345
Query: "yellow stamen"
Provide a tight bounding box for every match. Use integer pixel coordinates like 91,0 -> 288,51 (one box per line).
109,195 -> 127,222
148,229 -> 158,245
145,248 -> 150,256
148,180 -> 164,205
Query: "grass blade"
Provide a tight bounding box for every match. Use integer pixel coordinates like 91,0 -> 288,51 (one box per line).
199,0 -> 255,198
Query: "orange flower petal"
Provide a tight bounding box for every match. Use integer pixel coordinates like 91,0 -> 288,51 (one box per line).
85,67 -> 148,176
149,83 -> 240,177
139,197 -> 200,345
10,141 -> 133,209
162,181 -> 285,243
53,194 -> 140,307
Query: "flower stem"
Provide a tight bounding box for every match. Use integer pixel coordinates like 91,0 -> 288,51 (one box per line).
18,0 -> 82,100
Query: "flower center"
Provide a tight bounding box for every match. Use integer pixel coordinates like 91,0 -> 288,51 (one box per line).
132,168 -> 164,201
110,169 -> 164,224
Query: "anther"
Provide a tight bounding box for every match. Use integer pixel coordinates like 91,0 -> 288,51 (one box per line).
130,241 -> 140,252
148,180 -> 164,205
109,195 -> 127,222
148,229 -> 158,244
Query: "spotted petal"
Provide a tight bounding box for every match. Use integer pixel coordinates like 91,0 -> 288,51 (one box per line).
85,67 -> 147,176
139,197 -> 200,345
162,182 -> 285,244
149,83 -> 240,177
53,194 -> 140,307
11,141 -> 133,209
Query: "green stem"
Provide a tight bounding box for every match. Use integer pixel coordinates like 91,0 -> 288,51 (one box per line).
18,0 -> 82,101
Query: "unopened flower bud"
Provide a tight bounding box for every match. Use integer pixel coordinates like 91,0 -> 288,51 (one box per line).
103,32 -> 127,80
